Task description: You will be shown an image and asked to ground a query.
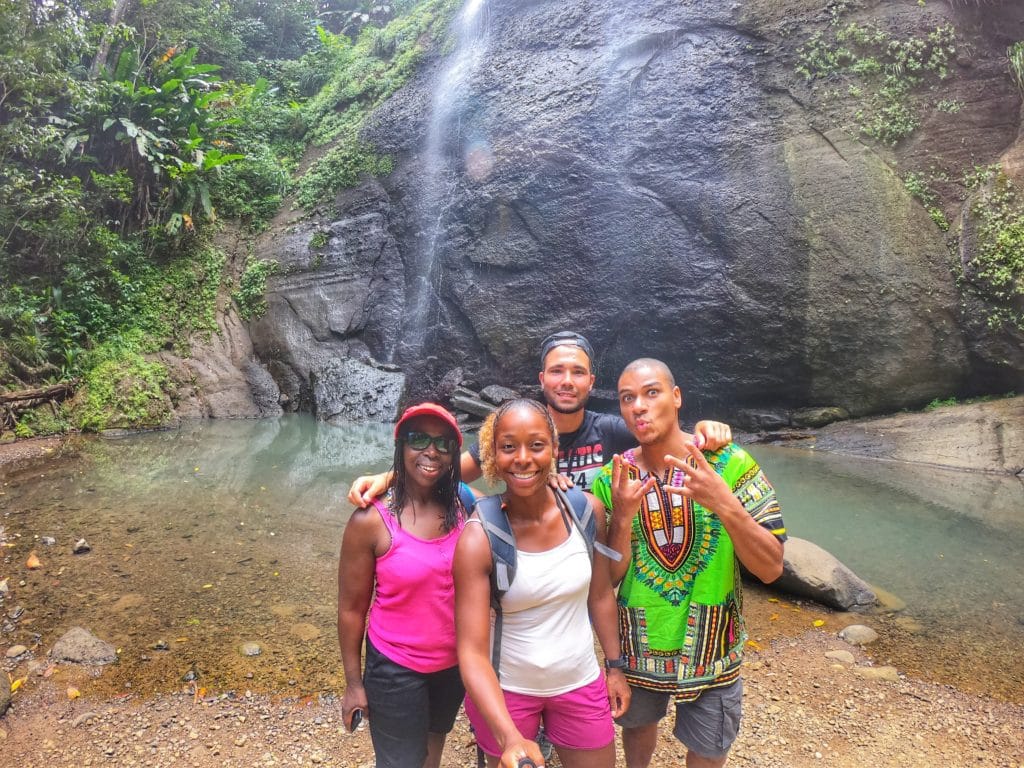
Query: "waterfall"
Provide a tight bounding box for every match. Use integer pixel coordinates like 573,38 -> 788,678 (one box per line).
395,0 -> 490,364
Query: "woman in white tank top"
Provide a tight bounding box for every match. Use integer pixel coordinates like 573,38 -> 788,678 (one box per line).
455,399 -> 630,768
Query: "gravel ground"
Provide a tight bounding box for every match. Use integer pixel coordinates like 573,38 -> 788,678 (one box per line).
2,621 -> 1022,768
2,436 -> 1023,767
0,435 -> 65,467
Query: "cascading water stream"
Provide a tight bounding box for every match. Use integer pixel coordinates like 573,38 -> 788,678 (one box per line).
395,0 -> 489,363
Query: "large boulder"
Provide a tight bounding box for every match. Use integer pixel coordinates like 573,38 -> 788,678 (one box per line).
774,536 -> 877,611
249,0 -> 1022,420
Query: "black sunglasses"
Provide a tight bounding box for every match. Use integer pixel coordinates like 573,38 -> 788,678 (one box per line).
403,431 -> 454,454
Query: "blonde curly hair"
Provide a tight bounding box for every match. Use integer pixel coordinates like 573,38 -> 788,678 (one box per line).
478,399 -> 559,484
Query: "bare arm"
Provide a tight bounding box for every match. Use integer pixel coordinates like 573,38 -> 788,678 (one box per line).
460,449 -> 482,484
347,449 -> 481,507
337,507 -> 382,729
454,523 -> 544,768
584,493 -> 630,718
346,471 -> 394,507
664,443 -> 784,583
693,420 -> 732,452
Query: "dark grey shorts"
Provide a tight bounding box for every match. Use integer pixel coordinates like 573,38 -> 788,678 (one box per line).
362,637 -> 465,768
614,679 -> 743,759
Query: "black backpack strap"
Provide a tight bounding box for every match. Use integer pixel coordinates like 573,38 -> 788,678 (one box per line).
556,487 -> 622,562
474,494 -> 516,677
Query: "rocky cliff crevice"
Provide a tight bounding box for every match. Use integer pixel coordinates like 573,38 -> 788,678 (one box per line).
241,0 -> 1023,424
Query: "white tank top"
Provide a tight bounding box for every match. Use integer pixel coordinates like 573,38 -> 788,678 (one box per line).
494,525 -> 601,696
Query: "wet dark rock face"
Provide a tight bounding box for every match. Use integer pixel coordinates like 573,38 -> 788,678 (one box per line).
248,182 -> 409,420
250,0 -> 1023,423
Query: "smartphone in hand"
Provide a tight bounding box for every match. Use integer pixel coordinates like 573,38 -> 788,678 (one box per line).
348,708 -> 363,732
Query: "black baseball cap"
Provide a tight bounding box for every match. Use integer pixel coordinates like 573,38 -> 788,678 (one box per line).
539,331 -> 596,368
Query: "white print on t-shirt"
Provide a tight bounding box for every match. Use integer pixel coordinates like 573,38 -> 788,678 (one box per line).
558,443 -> 605,491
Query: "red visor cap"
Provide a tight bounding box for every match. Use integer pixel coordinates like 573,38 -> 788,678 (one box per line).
393,403 -> 463,448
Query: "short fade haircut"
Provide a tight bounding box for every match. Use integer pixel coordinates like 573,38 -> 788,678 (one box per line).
620,358 -> 676,389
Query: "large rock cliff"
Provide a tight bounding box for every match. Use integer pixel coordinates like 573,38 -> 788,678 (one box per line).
248,0 -> 1024,423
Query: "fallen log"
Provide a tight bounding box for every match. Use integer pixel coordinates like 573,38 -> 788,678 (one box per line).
0,380 -> 78,431
0,381 -> 77,404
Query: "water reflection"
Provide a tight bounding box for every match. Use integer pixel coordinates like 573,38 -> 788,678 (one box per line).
1,420 -> 1021,702
754,444 -> 1024,700
0,416 -> 398,698
755,445 -> 1024,609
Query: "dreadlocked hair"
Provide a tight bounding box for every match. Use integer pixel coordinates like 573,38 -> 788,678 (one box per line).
478,398 -> 558,485
390,422 -> 463,533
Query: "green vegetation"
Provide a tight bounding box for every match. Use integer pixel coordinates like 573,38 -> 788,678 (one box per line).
925,392 -> 1017,410
0,0 -> 454,435
12,405 -> 73,439
797,20 -> 957,144
76,334 -> 173,432
1010,42 -> 1024,92
294,1 -> 459,207
796,9 -> 1022,338
903,171 -> 949,231
963,167 -> 1024,331
234,259 -> 281,320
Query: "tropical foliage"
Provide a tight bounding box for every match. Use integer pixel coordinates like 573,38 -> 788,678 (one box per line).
0,0 -> 447,433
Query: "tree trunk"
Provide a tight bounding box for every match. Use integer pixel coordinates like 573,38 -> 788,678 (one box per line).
0,381 -> 77,431
89,0 -> 134,78
0,381 -> 77,404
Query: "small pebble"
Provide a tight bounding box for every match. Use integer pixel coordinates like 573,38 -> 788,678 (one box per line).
5,645 -> 28,659
238,641 -> 262,657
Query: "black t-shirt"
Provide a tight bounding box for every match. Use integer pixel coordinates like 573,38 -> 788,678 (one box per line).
469,410 -> 635,492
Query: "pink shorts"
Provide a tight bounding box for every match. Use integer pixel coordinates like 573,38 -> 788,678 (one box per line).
465,675 -> 615,755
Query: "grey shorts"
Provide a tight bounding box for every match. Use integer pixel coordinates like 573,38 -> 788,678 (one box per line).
614,679 -> 743,759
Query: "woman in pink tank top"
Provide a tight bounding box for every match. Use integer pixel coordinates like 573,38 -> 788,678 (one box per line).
338,402 -> 475,768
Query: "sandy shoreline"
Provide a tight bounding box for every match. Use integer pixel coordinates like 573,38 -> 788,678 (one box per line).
2,430 -> 1022,766
0,434 -> 67,468
2,620 -> 1022,768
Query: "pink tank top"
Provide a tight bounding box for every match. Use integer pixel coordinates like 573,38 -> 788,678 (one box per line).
366,497 -> 464,673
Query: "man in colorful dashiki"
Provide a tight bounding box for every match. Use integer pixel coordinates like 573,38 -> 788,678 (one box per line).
591,358 -> 787,768
347,332 -> 733,505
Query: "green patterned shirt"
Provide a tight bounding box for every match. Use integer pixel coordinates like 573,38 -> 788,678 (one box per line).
592,443 -> 785,699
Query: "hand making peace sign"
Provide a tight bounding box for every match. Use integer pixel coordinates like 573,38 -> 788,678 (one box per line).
662,440 -> 735,515
609,452 -> 657,526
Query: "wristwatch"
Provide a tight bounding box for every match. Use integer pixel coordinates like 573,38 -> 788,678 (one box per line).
604,656 -> 627,671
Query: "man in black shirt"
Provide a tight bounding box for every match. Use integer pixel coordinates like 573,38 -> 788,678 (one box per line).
346,331 -> 730,502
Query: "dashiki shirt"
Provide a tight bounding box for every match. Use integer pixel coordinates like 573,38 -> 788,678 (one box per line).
592,444 -> 786,701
